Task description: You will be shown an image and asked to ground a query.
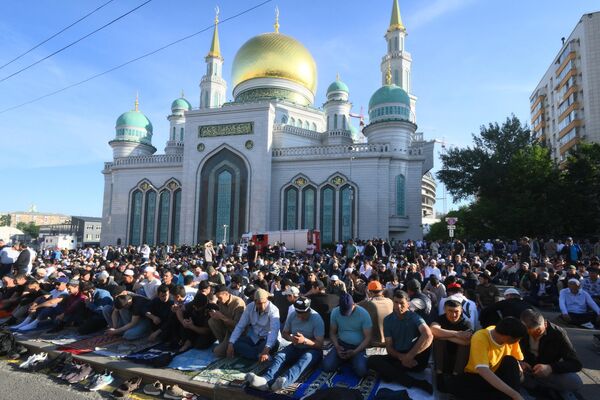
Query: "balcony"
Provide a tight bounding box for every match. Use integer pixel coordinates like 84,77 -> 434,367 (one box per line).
104,154 -> 184,171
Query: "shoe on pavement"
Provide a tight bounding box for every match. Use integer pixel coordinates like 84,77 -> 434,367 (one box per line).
143,380 -> 163,396
19,352 -> 46,369
245,372 -> 269,391
67,363 -> 93,384
581,322 -> 595,329
112,376 -> 142,399
88,371 -> 114,392
7,344 -> 28,360
62,363 -> 83,382
271,377 -> 287,392
164,384 -> 192,399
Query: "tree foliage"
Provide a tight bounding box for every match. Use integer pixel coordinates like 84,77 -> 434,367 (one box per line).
436,116 -> 600,239
0,214 -> 10,227
16,221 -> 39,238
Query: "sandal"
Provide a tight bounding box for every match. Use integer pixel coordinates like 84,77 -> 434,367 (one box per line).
113,376 -> 142,398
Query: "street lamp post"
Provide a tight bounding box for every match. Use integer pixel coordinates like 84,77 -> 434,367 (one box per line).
223,224 -> 228,244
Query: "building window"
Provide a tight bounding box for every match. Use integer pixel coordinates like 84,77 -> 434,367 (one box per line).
290,117 -> 295,126
339,185 -> 354,241
129,190 -> 143,245
320,186 -> 335,244
333,115 -> 337,129
172,126 -> 176,140
297,119 -> 303,128
171,189 -> 181,244
396,174 -> 406,216
302,186 -> 316,230
157,191 -> 170,245
143,190 -> 157,246
179,127 -> 184,141
394,69 -> 399,86
283,186 -> 298,230
281,115 -> 288,124
215,170 -> 233,243
311,122 -> 317,131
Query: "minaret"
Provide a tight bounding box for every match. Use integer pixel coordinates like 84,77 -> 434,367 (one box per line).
200,7 -> 227,109
324,73 -> 353,145
381,0 -> 417,117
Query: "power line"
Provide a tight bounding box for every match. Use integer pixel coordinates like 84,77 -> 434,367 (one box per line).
0,0 -> 153,83
0,0 -> 273,115
0,0 -> 118,71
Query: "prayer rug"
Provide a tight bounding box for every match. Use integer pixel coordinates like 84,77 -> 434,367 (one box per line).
167,345 -> 218,371
192,356 -> 270,387
93,338 -> 160,358
57,334 -> 122,354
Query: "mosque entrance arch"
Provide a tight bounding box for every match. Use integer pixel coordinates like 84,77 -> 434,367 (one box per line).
197,148 -> 248,243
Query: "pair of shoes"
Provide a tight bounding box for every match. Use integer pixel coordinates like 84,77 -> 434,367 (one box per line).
47,352 -> 73,374
113,376 -> 142,399
18,352 -> 47,370
7,344 -> 28,360
58,360 -> 80,380
245,372 -> 269,391
67,363 -> 93,384
143,380 -> 164,396
164,384 -> 193,399
87,370 -> 114,392
61,362 -> 86,382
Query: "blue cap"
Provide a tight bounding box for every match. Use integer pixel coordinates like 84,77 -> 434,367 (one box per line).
56,276 -> 69,284
339,293 -> 354,316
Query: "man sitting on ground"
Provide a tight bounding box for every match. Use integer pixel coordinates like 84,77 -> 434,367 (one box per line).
367,289 -> 434,394
559,278 -> 600,329
449,317 -> 527,400
430,299 -> 472,391
107,293 -> 152,340
228,288 -> 280,361
358,280 -> 393,347
519,309 -> 583,397
246,297 -> 324,391
11,276 -> 69,332
323,293 -> 372,377
208,285 -> 246,357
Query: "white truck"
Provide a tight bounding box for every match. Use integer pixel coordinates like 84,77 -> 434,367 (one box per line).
241,229 -> 321,253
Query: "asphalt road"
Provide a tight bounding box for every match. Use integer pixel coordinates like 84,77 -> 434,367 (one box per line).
0,361 -> 108,400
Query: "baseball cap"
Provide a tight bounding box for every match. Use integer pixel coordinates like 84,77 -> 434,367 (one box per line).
503,288 -> 520,297
254,288 -> 270,301
293,297 -> 311,313
56,276 -> 69,284
339,293 -> 354,316
282,286 -> 300,296
95,271 -> 110,281
568,278 -> 581,286
367,281 -> 383,291
67,279 -> 80,286
331,275 -> 340,281
123,269 -> 134,277
144,266 -> 156,273
447,283 -> 462,289
567,265 -> 576,270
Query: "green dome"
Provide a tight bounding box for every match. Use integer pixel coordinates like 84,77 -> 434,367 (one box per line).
171,97 -> 191,111
327,80 -> 349,94
368,84 -> 410,110
115,111 -> 153,133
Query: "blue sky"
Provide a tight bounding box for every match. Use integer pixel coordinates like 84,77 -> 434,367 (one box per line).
0,0 -> 597,217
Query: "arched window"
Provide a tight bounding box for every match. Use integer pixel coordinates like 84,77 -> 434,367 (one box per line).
129,190 -> 143,245
320,186 -> 335,244
311,122 -> 317,131
215,170 -> 233,243
283,187 -> 298,230
172,126 -> 176,140
302,186 -> 316,230
394,36 -> 399,51
290,117 -> 295,126
157,191 -> 170,245
143,190 -> 157,245
396,174 -> 406,216
281,115 -> 288,124
342,116 -> 346,130
339,185 -> 354,241
180,127 -> 184,141
304,120 -> 310,129
297,119 -> 303,128
171,189 -> 181,244
394,69 -> 400,86
326,115 -> 330,130
333,115 -> 338,129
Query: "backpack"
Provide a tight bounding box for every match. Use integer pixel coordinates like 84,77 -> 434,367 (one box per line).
0,332 -> 16,356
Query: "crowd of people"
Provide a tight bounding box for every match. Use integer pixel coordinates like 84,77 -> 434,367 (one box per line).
0,235 -> 598,400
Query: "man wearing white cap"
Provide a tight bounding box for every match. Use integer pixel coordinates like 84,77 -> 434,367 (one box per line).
134,266 -> 161,300
559,278 -> 600,328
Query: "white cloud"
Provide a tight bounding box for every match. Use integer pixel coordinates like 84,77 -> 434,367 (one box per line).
409,0 -> 475,29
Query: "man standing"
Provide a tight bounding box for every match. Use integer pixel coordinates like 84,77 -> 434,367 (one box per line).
323,293 -> 372,377
208,285 -> 246,357
367,290 -> 433,394
559,278 -> 600,328
519,310 -> 582,396
582,266 -> 600,305
449,317 -> 527,400
13,243 -> 31,276
228,288 -> 280,361
246,297 -> 324,391
358,280 -> 393,347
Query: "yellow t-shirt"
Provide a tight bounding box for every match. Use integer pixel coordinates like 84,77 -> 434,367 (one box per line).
464,326 -> 523,373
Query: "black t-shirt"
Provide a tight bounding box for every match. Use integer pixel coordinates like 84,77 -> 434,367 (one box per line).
149,297 -> 174,322
247,245 -> 257,260
183,303 -> 210,327
434,314 -> 472,332
131,295 -> 151,316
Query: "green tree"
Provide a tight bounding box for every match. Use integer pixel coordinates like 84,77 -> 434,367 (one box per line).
0,214 -> 10,227
559,143 -> 600,237
16,221 -> 40,238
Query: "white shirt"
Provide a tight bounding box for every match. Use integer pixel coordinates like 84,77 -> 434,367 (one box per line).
0,247 -> 19,264
424,266 -> 442,280
141,245 -> 151,258
439,294 -> 479,330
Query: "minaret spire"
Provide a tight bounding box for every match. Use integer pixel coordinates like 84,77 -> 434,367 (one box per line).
207,6 -> 222,58
388,0 -> 406,33
134,92 -> 139,111
274,6 -> 280,33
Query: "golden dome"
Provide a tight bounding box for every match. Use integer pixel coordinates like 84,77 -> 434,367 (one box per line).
231,32 -> 317,94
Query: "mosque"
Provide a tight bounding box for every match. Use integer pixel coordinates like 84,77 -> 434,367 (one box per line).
100,0 -> 435,247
